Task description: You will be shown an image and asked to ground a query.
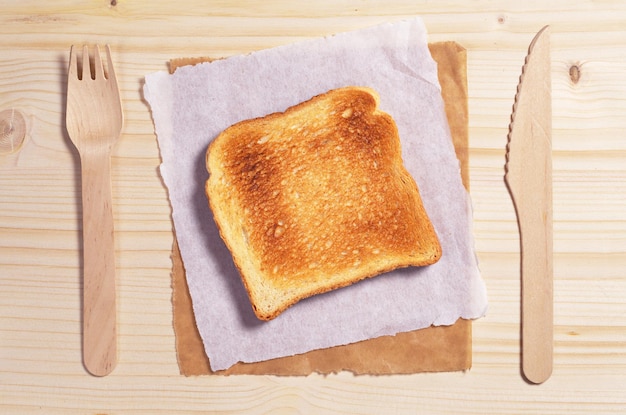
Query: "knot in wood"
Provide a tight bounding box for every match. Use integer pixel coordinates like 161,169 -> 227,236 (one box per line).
569,64 -> 581,84
0,109 -> 26,155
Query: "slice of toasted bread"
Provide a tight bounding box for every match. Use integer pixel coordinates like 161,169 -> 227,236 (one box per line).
206,86 -> 441,320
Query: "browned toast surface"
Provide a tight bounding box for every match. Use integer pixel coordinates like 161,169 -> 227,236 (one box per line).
206,86 -> 441,320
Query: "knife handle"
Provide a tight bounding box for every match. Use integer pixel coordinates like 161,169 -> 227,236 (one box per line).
509,168 -> 553,384
507,155 -> 553,384
520,207 -> 553,384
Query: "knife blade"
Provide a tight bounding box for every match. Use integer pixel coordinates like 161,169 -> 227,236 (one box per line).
505,25 -> 553,384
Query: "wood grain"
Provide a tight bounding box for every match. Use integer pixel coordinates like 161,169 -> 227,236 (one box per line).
1,1 -> 625,414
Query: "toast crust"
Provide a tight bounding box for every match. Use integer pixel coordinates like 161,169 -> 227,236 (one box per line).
206,87 -> 441,320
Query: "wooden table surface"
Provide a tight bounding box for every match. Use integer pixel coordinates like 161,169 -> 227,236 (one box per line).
1,1 -> 625,413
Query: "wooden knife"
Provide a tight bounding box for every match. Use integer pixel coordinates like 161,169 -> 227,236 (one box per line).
505,25 -> 553,384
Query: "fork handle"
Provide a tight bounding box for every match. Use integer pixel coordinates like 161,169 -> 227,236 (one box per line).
80,151 -> 117,376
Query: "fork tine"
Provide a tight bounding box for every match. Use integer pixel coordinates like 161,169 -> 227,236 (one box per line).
105,45 -> 116,81
68,45 -> 77,79
81,45 -> 90,80
93,45 -> 105,80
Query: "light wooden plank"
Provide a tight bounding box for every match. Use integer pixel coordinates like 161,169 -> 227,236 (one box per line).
1,1 -> 625,413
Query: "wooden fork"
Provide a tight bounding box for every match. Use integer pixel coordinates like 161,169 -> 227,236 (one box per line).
66,45 -> 123,376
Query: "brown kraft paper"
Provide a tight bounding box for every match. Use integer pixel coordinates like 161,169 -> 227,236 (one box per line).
170,41 -> 472,375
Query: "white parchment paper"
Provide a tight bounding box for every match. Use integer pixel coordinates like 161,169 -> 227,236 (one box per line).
144,17 -> 488,371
